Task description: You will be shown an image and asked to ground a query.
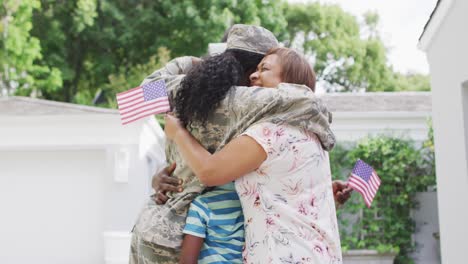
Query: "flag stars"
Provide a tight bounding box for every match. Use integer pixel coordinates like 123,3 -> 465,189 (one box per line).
143,80 -> 168,101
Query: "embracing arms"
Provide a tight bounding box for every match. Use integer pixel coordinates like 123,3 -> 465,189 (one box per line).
141,56 -> 201,85
152,163 -> 352,206
164,114 -> 266,186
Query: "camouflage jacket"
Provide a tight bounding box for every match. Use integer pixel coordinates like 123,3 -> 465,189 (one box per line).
133,56 -> 336,249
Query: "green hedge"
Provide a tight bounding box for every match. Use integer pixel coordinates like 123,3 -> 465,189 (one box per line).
331,126 -> 435,263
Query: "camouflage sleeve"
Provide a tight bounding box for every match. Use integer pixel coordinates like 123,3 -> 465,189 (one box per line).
221,83 -> 335,151
141,56 -> 196,86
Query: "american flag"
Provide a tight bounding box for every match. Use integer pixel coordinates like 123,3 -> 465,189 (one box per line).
348,159 -> 381,208
117,80 -> 170,125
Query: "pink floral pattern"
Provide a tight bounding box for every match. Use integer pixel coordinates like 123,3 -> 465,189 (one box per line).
237,123 -> 342,264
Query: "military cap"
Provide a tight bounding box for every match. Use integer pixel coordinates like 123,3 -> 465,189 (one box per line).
226,24 -> 279,55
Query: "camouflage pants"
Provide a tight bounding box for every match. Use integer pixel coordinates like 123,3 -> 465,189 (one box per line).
129,231 -> 180,264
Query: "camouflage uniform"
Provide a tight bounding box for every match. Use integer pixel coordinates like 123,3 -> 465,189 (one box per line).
130,25 -> 336,264
130,232 -> 180,264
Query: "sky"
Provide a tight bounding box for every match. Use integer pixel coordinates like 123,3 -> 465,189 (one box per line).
288,0 -> 438,74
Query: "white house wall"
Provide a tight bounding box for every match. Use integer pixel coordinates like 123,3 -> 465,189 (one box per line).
0,114 -> 163,263
331,112 -> 431,142
0,150 -> 106,264
0,149 -> 153,264
0,115 -> 142,150
423,0 -> 468,262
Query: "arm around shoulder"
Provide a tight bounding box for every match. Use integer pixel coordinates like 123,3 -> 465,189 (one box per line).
141,56 -> 197,85
165,114 -> 267,186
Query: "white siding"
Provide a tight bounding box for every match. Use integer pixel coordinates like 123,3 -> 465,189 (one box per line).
0,146 -> 153,264
423,0 -> 468,262
331,112 -> 430,142
0,150 -> 106,264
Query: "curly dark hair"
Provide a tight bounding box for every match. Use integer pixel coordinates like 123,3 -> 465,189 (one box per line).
175,49 -> 263,127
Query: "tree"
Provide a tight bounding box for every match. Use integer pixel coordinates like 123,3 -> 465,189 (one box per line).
284,3 -> 395,92
8,0 -> 428,103
393,72 -> 431,91
30,0 -> 287,105
31,0 -> 100,102
0,0 -> 61,97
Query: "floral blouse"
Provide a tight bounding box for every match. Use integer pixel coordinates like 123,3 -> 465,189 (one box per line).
236,122 -> 342,264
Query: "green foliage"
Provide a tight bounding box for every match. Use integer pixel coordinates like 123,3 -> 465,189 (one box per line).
3,0 -> 430,103
421,120 -> 436,187
73,0 -> 97,33
330,131 -> 436,263
393,73 -> 431,91
284,3 -> 395,92
106,47 -> 170,107
329,143 -> 355,180
0,0 -> 62,96
155,114 -> 165,128
363,11 -> 379,38
28,0 -> 287,104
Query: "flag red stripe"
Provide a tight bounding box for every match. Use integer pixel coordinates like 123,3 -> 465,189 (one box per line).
370,173 -> 381,190
349,175 -> 374,206
122,106 -> 170,125
120,100 -> 153,115
363,174 -> 379,197
372,172 -> 382,185
121,105 -> 170,122
367,178 -> 378,194
373,171 -> 382,183
118,98 -> 145,111
117,90 -> 144,104
350,173 -> 374,199
117,86 -> 141,97
368,180 -> 378,197
349,181 -> 371,208
121,101 -> 158,117
117,90 -> 141,101
370,176 -> 379,189
348,178 -> 371,206
120,97 -> 169,115
122,105 -> 170,125
121,103 -> 170,121
117,94 -> 145,108
369,175 -> 380,192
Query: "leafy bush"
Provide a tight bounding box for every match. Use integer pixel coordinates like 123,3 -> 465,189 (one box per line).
331,130 -> 435,263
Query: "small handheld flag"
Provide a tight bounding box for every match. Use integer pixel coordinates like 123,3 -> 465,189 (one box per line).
348,159 -> 381,208
117,80 -> 170,125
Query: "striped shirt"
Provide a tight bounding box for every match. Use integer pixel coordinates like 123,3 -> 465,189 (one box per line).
183,182 -> 244,264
